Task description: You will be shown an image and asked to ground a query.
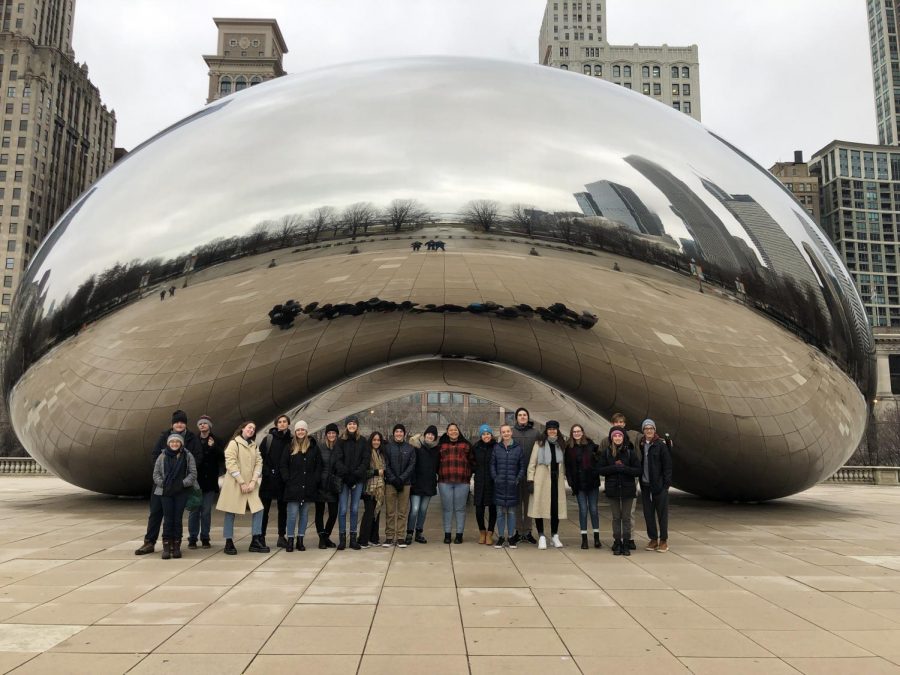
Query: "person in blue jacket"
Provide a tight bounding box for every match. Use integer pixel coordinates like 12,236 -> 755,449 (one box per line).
490,424 -> 526,549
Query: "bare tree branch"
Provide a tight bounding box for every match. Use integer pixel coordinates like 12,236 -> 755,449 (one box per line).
342,201 -> 378,239
385,198 -> 432,232
461,199 -> 500,232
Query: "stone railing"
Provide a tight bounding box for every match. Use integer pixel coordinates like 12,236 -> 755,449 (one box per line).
0,457 -> 50,475
825,466 -> 900,485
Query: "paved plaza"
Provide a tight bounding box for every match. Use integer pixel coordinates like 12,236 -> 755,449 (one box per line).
1,478 -> 900,673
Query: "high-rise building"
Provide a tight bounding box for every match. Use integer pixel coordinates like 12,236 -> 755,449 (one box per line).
810,141 -> 900,326
770,151 -> 821,224
867,0 -> 900,145
0,0 -> 116,333
203,18 -> 288,104
538,0 -> 701,120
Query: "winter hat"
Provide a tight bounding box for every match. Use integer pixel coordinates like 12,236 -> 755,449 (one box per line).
197,415 -> 212,429
424,425 -> 438,439
479,424 -> 493,436
171,410 -> 188,425
393,423 -> 406,435
641,419 -> 657,431
167,433 -> 184,446
609,427 -> 626,442
346,415 -> 359,425
295,420 -> 309,432
325,422 -> 339,434
514,407 -> 530,419
545,420 -> 560,430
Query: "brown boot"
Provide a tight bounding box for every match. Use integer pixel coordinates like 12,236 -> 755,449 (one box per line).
657,540 -> 669,553
134,540 -> 155,555
161,538 -> 171,560
479,530 -> 487,545
172,539 -> 183,559
645,539 -> 658,551
487,531 -> 494,546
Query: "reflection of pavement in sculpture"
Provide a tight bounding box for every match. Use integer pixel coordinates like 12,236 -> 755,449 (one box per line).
11,233 -> 863,500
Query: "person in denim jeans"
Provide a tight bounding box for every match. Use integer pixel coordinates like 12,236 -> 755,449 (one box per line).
188,415 -> 223,549
564,424 -> 602,550
490,424 -> 525,549
406,425 -> 439,545
334,416 -> 370,550
437,423 -> 473,544
153,433 -> 198,560
281,420 -> 321,552
217,421 -> 267,555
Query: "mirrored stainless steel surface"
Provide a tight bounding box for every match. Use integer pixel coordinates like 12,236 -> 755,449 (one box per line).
3,57 -> 873,500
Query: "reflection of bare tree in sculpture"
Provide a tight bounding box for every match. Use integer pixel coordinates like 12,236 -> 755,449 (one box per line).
275,213 -> 303,247
385,199 -> 431,232
342,202 -> 377,239
307,206 -> 335,243
462,199 -> 500,232
509,204 -> 540,237
245,222 -> 271,253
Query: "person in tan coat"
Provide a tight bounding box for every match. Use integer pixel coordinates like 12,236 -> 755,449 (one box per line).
216,421 -> 268,555
527,420 -> 568,550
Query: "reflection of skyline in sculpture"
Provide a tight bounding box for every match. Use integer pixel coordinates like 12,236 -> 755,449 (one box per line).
625,155 -> 755,272
1,57 -> 873,501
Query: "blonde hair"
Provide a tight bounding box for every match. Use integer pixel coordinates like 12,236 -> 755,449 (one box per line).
291,435 -> 310,455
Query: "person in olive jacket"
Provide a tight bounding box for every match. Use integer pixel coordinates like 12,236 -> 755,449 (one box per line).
315,423 -> 341,549
406,425 -> 439,545
564,424 -> 602,550
334,416 -> 370,551
472,424 -> 497,545
280,420 -> 322,552
638,419 -> 673,553
187,415 -> 223,549
490,424 -> 525,549
258,415 -> 292,549
597,427 -> 642,556
382,424 -> 416,548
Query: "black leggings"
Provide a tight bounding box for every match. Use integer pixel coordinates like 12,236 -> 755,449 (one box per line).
535,468 -> 560,536
315,500 -> 338,535
475,504 -> 497,532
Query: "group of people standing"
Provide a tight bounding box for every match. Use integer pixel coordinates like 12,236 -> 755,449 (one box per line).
136,407 -> 672,559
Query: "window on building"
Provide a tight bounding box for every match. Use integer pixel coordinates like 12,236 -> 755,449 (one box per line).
5,241 -> 13,252
613,65 -> 620,77
6,224 -> 14,235
219,76 -> 232,95
16,137 -> 24,148
682,66 -> 690,78
251,39 -> 260,47
14,154 -> 22,165
1,138 -> 8,149
229,39 -> 237,46
672,84 -> 679,96
4,258 -> 13,270
643,83 -> 651,95
250,76 -> 262,86
2,276 -> 11,288
682,83 -> 691,96
240,51 -> 247,57
624,82 -> 632,89
673,101 -> 681,111
22,86 -> 29,98
652,65 -> 661,78
594,64 -> 602,75
6,87 -> 14,98
560,64 -> 568,70
642,65 -> 650,78
672,66 -> 679,78
13,171 -> 21,182
11,188 -> 19,199
890,355 -> 900,393
684,101 -> 692,114
653,83 -> 661,95
623,65 -> 631,77
10,206 -> 18,216
583,64 -> 591,75
0,312 -> 8,323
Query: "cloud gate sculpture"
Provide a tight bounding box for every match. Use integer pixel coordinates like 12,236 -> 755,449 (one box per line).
2,57 -> 873,501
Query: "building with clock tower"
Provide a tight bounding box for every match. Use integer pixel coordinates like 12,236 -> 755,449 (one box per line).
203,18 -> 288,104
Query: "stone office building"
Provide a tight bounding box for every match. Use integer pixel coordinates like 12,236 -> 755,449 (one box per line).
203,17 -> 288,104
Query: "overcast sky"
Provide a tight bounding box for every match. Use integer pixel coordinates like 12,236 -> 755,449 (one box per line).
71,0 -> 874,169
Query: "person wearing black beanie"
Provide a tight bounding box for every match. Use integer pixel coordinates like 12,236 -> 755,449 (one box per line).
382,424 -> 416,547
405,425 -> 440,545
315,423 -> 341,548
511,408 -> 540,545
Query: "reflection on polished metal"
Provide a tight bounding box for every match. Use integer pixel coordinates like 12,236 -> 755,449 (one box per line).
2,57 -> 873,500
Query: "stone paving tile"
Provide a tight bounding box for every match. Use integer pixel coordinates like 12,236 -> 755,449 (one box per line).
244,654 -> 361,674
155,625 -> 275,654
0,652 -> 37,673
469,655 -> 581,674
466,627 -> 567,656
49,625 -> 178,653
577,654 -> 691,674
0,625 -> 85,652
261,626 -> 369,654
7,652 -> 145,674
282,603 -> 375,626
10,602 -> 122,625
783,656 -> 900,674
127,652 -> 255,674
679,657 -> 803,674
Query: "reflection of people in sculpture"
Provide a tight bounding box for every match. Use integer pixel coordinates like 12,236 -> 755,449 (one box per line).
169,285 -> 176,297
411,241 -> 423,252
159,290 -> 166,301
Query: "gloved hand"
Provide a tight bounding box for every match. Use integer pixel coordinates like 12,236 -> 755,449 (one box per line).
527,480 -> 534,494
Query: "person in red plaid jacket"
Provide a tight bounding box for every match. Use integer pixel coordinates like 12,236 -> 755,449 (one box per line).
437,423 -> 474,544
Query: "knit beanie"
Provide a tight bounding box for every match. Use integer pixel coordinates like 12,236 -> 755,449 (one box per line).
167,433 -> 184,446
609,427 -> 626,443
545,420 -> 560,430
346,415 -> 359,425
641,419 -> 656,431
424,425 -> 438,439
393,423 -> 406,435
478,424 -> 493,436
295,420 -> 309,432
197,415 -> 212,429
171,409 -> 188,425
325,422 -> 339,435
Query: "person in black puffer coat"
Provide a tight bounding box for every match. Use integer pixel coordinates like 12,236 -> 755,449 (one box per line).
315,423 -> 341,549
280,420 -> 322,552
187,414 -> 224,549
597,427 -> 641,556
334,416 -> 370,550
490,424 -> 526,548
406,425 -> 439,545
259,414 -> 292,549
472,424 -> 497,545
564,424 -> 602,550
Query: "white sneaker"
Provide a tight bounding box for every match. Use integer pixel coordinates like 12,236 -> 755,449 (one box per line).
551,534 -> 564,548
538,535 -> 547,550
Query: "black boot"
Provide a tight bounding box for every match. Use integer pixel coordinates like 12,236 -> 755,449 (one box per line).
172,539 -> 183,559
161,538 -> 171,560
286,537 -> 294,552
135,540 -> 155,555
224,538 -> 237,555
249,535 -> 270,553
404,531 -> 413,546
581,533 -> 589,550
298,536 -> 306,551
627,539 -> 636,550
622,543 -> 631,556
259,536 -> 268,549
613,539 -> 622,555
349,533 -> 360,550
325,534 -> 337,548
201,539 -> 211,549
318,533 -> 328,550
444,533 -> 452,544
187,538 -> 198,549
414,529 -> 427,544
594,532 -> 602,549
277,535 -> 288,549
337,534 -> 347,551
454,533 -> 463,545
